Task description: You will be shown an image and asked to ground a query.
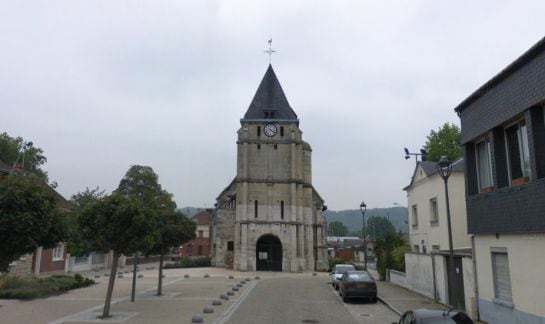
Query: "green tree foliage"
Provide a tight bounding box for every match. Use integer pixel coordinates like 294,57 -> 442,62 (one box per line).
67,187 -> 106,256
151,211 -> 196,295
424,122 -> 462,162
0,173 -> 66,272
79,194 -> 158,318
374,231 -> 408,280
328,220 -> 348,236
366,216 -> 396,240
114,165 -> 176,212
0,132 -> 48,181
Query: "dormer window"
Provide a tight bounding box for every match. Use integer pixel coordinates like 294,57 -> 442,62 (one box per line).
264,111 -> 275,119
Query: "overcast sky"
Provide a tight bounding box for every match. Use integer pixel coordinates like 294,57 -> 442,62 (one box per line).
1,1 -> 544,210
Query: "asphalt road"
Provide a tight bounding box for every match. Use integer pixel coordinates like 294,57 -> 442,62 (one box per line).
223,275 -> 399,324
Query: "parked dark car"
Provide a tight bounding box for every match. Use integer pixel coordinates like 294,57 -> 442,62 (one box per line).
393,308 -> 474,324
330,264 -> 356,290
338,270 -> 377,303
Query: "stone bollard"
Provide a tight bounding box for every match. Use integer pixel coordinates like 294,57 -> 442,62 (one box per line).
255,276 -> 261,280
212,299 -> 222,306
245,277 -> 251,281
191,314 -> 204,323
228,275 -> 234,279
232,287 -> 239,291
138,274 -> 144,278
204,274 -> 210,278
220,294 -> 229,300
184,274 -> 190,278
312,273 -> 317,276
227,291 -> 235,296
236,283 -> 243,287
203,305 -> 214,314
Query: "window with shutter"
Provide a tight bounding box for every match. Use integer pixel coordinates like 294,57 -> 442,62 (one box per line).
492,251 -> 513,303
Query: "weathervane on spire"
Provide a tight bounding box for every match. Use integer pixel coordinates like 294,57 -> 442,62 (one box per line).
264,38 -> 276,64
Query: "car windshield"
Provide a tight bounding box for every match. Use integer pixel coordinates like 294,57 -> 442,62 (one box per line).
335,265 -> 355,273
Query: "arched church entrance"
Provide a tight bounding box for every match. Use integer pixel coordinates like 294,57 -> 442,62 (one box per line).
256,234 -> 282,271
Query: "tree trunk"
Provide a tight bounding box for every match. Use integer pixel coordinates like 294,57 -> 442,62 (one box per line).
157,253 -> 164,296
101,252 -> 119,318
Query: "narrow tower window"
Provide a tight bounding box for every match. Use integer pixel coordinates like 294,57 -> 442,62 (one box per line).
274,144 -> 278,150
281,200 -> 284,219
255,200 -> 258,218
257,126 -> 261,137
280,127 -> 284,137
257,144 -> 261,150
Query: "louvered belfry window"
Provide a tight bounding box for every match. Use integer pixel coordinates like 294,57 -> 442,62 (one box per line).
492,251 -> 513,303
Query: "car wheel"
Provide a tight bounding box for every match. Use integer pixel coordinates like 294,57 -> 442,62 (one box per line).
342,294 -> 349,303
370,297 -> 377,303
334,283 -> 339,290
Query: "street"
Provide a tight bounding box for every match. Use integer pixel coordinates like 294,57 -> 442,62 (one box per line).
0,267 -> 401,324
223,275 -> 399,324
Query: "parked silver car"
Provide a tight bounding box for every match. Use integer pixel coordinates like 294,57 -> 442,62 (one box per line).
329,264 -> 355,290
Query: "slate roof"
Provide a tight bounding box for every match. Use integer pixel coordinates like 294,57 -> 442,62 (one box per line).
243,65 -> 298,121
404,158 -> 464,190
454,36 -> 545,113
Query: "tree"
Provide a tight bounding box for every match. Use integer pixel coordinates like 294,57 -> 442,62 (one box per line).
151,211 -> 195,295
0,132 -> 48,180
114,165 -> 176,212
0,172 -> 66,272
374,231 -> 408,280
113,165 -> 179,295
328,221 -> 348,237
67,187 -> 106,257
79,194 -> 158,318
366,216 -> 396,240
423,122 -> 462,162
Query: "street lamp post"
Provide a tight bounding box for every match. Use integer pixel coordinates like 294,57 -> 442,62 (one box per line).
359,201 -> 367,270
437,156 -> 457,308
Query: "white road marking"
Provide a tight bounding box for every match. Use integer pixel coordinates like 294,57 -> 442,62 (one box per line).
212,280 -> 258,324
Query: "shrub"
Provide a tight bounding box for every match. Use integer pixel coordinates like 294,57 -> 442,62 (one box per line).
164,256 -> 211,269
0,274 -> 94,299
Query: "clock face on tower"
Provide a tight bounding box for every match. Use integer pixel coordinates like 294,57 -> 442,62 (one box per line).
264,123 -> 277,137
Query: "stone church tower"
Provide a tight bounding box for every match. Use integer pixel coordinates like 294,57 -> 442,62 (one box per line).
212,65 -> 328,272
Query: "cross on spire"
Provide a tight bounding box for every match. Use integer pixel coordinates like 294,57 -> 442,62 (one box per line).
264,38 -> 276,64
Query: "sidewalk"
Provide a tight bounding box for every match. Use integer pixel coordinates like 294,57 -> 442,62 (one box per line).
367,269 -> 444,316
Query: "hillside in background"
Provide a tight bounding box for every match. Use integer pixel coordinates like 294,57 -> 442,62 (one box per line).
180,206 -> 408,234
323,207 -> 408,234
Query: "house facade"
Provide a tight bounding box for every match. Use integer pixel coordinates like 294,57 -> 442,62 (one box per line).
211,65 -> 328,272
405,159 -> 471,253
456,37 -> 545,323
181,209 -> 212,257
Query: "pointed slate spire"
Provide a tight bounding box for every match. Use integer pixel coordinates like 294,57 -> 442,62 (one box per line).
243,65 -> 298,121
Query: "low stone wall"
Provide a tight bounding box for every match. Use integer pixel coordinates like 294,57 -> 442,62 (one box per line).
389,269 -> 407,287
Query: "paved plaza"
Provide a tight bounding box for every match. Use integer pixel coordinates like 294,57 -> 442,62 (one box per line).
0,265 -> 412,324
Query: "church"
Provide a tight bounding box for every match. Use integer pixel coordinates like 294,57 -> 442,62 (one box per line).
211,65 -> 328,272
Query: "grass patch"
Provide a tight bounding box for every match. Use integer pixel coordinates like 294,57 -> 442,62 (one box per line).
164,256 -> 211,269
0,273 -> 94,299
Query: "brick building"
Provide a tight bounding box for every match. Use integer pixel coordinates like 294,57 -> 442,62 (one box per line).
181,209 -> 212,257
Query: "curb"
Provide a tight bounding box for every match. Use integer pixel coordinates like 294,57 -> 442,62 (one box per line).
377,295 -> 403,316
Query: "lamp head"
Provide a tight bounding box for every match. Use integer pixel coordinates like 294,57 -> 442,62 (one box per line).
437,155 -> 452,179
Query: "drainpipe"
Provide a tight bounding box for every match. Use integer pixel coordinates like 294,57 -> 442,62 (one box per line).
471,235 -> 480,320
